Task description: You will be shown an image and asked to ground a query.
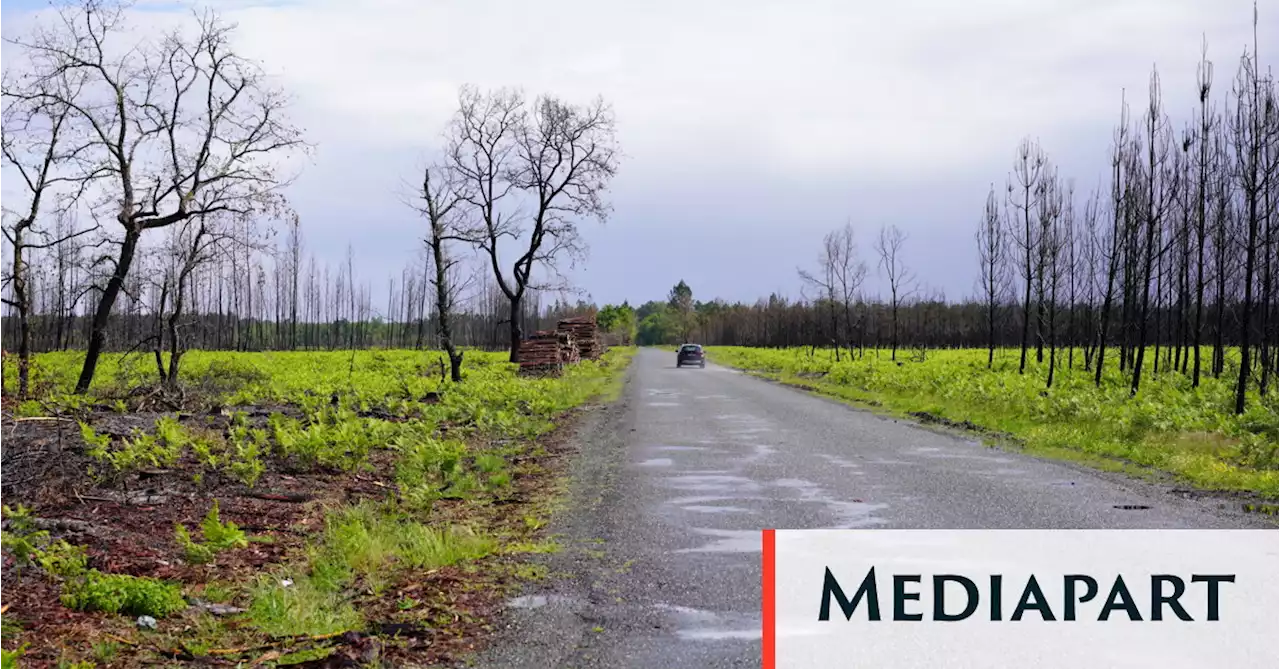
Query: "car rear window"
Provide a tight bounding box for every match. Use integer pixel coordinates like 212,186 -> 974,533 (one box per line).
681,345 -> 701,352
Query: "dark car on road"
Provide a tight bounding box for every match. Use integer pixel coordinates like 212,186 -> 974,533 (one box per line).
677,344 -> 706,368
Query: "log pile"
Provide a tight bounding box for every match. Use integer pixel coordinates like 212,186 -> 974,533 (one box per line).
517,330 -> 578,376
557,316 -> 602,361
516,315 -> 603,376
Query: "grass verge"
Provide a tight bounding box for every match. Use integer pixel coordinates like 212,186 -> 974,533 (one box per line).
707,346 -> 1278,500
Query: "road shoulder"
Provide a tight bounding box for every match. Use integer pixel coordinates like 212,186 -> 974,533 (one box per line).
456,361 -> 641,668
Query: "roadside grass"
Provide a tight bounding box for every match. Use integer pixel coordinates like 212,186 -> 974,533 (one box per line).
1,346 -> 636,667
246,573 -> 362,639
707,346 -> 1278,498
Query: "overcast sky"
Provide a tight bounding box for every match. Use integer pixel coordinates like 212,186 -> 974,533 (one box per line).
2,0 -> 1277,307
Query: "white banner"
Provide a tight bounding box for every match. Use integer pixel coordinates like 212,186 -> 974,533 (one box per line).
766,529 -> 1279,669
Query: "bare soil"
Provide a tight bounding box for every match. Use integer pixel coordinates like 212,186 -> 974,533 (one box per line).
1,399 -> 591,668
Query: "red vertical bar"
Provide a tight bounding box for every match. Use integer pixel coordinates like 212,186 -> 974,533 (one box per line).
762,528 -> 776,669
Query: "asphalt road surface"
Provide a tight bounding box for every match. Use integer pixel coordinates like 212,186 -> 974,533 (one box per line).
467,348 -> 1273,669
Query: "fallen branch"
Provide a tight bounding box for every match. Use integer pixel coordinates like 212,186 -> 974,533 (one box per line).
243,491 -> 314,503
74,493 -> 122,504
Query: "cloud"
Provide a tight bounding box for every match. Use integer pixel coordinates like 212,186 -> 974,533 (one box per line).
3,0 -> 1276,305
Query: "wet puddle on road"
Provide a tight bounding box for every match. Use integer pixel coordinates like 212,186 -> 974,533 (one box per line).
828,502 -> 891,528
667,494 -> 771,507
676,629 -> 760,641
724,427 -> 773,437
769,479 -> 891,528
771,478 -> 816,490
647,402 -> 680,407
645,388 -> 683,400
654,604 -> 760,642
681,505 -> 752,514
656,471 -> 888,532
507,594 -> 578,610
675,528 -> 760,553
666,474 -> 756,485
663,474 -> 761,495
638,458 -> 674,467
712,413 -> 758,421
817,454 -> 860,469
741,444 -> 777,463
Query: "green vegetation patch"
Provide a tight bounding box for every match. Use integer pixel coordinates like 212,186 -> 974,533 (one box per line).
245,501 -> 496,636
175,500 -> 249,564
0,615 -> 21,641
3,346 -> 637,663
1,647 -> 25,669
61,570 -> 187,618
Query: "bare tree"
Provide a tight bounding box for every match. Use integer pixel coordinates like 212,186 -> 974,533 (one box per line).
798,227 -> 844,359
1034,164 -> 1064,374
417,164 -> 468,382
1095,95 -> 1131,387
446,86 -> 619,362
1228,10 -> 1279,414
1078,186 -> 1103,371
875,224 -> 915,362
1129,68 -> 1174,396
1210,129 -> 1234,379
1,71 -> 97,397
1190,39 -> 1217,387
1007,138 -> 1047,373
829,222 -> 868,359
158,213 -> 244,385
6,2 -> 306,392
975,184 -> 1008,368
286,213 -> 302,350
1044,178 -> 1069,388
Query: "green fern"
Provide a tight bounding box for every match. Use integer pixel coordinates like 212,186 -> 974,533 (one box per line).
201,501 -> 248,551
175,524 -> 216,564
175,501 -> 247,564
2,646 -> 27,669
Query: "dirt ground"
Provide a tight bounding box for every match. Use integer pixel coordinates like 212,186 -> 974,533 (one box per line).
1,397 -> 591,668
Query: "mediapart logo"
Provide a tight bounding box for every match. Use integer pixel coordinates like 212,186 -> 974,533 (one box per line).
764,530 -> 1279,669
818,567 -> 1235,623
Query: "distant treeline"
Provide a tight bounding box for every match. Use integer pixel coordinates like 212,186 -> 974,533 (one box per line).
0,250 -> 596,355
635,294 -> 1266,356
630,283 -> 1274,396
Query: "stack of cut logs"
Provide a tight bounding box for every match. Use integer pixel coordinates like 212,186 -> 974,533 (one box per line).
557,316 -> 603,361
517,330 -> 577,376
517,315 -> 603,376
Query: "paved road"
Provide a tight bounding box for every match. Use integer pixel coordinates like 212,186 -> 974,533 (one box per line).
468,348 -> 1273,668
